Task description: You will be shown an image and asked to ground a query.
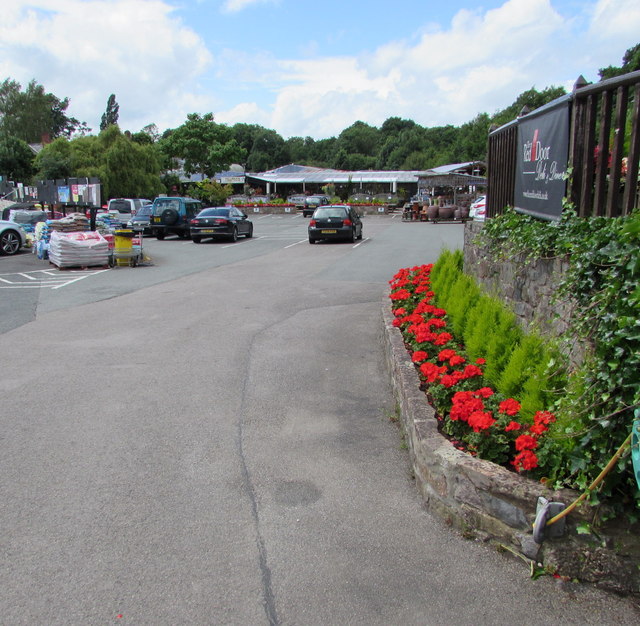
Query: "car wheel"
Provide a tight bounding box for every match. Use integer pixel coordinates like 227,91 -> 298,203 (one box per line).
179,230 -> 190,239
0,229 -> 22,255
349,228 -> 356,243
309,237 -> 316,244
192,236 -> 201,243
357,227 -> 363,240
245,224 -> 253,238
230,227 -> 238,242
156,231 -> 165,240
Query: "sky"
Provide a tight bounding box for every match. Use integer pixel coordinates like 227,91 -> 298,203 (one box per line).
1,0 -> 639,140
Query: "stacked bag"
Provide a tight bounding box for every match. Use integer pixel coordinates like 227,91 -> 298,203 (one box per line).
48,231 -> 109,268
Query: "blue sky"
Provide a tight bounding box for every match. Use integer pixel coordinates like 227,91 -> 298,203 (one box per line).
2,0 -> 639,140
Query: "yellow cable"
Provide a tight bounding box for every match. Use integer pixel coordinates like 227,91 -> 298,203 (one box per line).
546,431 -> 633,526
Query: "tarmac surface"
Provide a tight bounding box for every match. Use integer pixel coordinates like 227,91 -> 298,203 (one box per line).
1,215 -> 638,623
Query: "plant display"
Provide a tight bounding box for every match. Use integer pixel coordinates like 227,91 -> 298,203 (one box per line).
476,207 -> 640,512
389,261 -> 563,472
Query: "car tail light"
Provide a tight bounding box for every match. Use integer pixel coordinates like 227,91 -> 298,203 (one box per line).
343,218 -> 352,226
190,219 -> 198,225
309,219 -> 317,227
214,218 -> 229,225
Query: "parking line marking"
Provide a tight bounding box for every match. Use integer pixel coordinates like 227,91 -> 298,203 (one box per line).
284,239 -> 307,249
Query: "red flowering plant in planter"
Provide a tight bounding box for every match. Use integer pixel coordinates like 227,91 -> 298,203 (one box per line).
389,264 -> 555,473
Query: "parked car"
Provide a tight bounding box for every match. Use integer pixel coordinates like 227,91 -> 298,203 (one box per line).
308,205 -> 363,243
469,195 -> 486,221
127,204 -> 154,234
302,195 -> 330,217
190,207 -> 253,243
0,220 -> 27,255
108,198 -> 151,216
150,197 -> 203,239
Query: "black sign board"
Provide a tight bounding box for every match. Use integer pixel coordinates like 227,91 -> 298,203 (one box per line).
514,100 -> 569,220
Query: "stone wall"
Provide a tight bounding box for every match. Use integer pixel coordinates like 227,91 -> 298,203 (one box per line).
463,221 -> 572,339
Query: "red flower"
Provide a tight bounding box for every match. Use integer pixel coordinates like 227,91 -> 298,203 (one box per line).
440,374 -> 459,388
512,450 -> 538,471
533,410 -> 556,426
498,398 -> 521,416
433,332 -> 453,346
468,411 -> 496,432
419,362 -> 447,383
411,350 -> 428,363
515,434 -> 538,451
476,358 -> 486,365
392,318 -> 402,327
461,364 -> 483,379
390,289 -> 411,301
438,349 -> 456,361
505,421 -> 522,432
475,387 -> 494,398
392,307 -> 406,317
449,354 -> 466,367
529,423 -> 549,435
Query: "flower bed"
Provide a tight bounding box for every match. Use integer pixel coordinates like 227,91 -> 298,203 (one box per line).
389,263 -> 556,474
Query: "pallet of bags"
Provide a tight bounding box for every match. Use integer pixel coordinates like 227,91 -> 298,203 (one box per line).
48,230 -> 110,268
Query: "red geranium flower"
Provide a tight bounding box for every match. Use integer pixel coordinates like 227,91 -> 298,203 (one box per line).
468,411 -> 496,432
449,355 -> 466,367
505,421 -> 522,432
533,410 -> 556,426
515,434 -> 538,451
498,398 -> 521,416
438,349 -> 456,361
529,423 -> 549,435
512,449 -> 538,471
475,387 -> 494,398
411,350 -> 428,363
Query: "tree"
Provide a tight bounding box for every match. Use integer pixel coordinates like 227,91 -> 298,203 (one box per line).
0,78 -> 89,143
190,179 -> 233,205
160,113 -> 246,176
33,137 -> 74,180
0,134 -> 35,181
99,126 -> 164,199
100,94 -> 120,131
599,43 -> 640,80
491,86 -> 566,128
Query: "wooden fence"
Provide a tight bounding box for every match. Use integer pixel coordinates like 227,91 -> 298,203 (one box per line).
487,69 -> 640,219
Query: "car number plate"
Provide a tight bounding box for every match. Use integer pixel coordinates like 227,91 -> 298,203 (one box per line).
201,229 -> 215,233
321,229 -> 337,234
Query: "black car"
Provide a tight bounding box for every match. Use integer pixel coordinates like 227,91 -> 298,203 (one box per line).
190,207 -> 254,243
127,204 -> 153,234
308,205 -> 363,243
302,195 -> 330,217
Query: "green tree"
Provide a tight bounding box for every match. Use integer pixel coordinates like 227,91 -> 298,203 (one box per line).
190,179 -> 233,205
33,137 -> 74,180
0,78 -> 89,143
491,86 -> 567,128
160,113 -> 246,176
599,43 -> 640,80
100,94 -> 119,131
0,134 -> 35,181
99,126 -> 164,199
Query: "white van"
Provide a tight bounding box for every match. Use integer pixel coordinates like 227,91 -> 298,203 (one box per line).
107,198 -> 151,217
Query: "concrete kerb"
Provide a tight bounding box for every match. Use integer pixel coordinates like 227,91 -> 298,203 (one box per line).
380,304 -> 640,596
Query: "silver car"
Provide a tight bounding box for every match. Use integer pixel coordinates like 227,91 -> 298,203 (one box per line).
0,220 -> 27,255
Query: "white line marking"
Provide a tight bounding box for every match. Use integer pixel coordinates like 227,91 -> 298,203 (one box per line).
284,239 -> 307,249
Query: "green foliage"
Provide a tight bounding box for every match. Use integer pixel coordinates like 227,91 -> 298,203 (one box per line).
599,43 -> 640,80
100,94 -> 119,131
190,179 -> 233,205
0,78 -> 89,143
160,113 -> 247,177
0,134 -> 35,180
478,207 -> 640,510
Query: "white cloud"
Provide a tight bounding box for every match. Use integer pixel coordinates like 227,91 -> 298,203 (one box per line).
590,0 -> 640,40
221,0 -> 279,14
0,0 -> 213,133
